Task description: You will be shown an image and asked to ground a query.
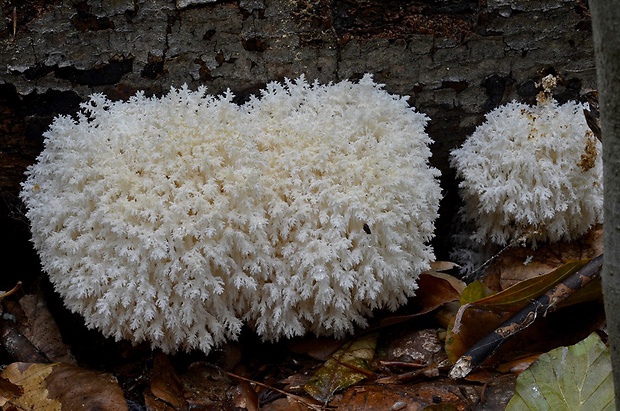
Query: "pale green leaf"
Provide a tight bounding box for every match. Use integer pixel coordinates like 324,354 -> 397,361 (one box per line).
458,280 -> 491,305
506,333 -> 615,411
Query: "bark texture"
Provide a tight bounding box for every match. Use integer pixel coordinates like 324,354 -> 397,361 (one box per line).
0,0 -> 596,280
591,0 -> 620,405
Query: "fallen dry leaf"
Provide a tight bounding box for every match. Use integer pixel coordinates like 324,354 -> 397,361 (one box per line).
180,362 -> 237,409
304,333 -> 377,403
145,352 -> 187,411
287,337 -> 345,362
329,378 -> 480,411
425,261 -> 466,294
12,293 -> 75,364
0,362 -> 127,411
496,354 -> 541,374
1,290 -> 75,365
332,384 -> 424,410
446,257 -> 604,366
468,259 -> 591,313
475,373 -> 517,410
0,321 -> 50,364
0,376 -> 23,407
380,272 -> 462,328
483,225 -> 603,290
143,392 -> 177,411
260,396 -> 319,411
382,328 -> 445,366
0,362 -> 58,410
230,381 -> 259,411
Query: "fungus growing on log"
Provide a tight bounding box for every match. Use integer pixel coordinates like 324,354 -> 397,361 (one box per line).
21,75 -> 441,353
451,75 -> 603,247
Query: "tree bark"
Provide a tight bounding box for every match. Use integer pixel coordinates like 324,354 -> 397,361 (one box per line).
590,0 -> 620,406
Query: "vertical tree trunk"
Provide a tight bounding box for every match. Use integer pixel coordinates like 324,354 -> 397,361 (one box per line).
590,0 -> 620,406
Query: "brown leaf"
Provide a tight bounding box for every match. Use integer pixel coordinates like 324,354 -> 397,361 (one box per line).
230,381 -> 259,411
447,300 -> 604,368
1,362 -> 59,410
146,352 -> 187,410
332,384 -> 424,410
495,354 -> 541,374
446,304 -> 603,368
0,376 -> 23,406
472,259 -> 590,313
425,261 -> 466,293
281,373 -> 312,393
179,362 -> 235,409
260,396 -> 318,411
1,291 -> 75,364
445,303 -> 507,365
428,261 -> 461,273
475,373 -> 517,410
382,329 -> 444,366
330,379 -> 479,411
144,391 -> 177,411
446,258 -> 604,365
1,362 -> 128,411
287,337 -> 344,362
14,294 -> 75,364
483,225 -> 603,290
0,321 -> 49,363
416,270 -> 465,308
380,272 -> 461,327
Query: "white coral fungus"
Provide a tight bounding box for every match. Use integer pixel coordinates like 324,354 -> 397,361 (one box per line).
451,88 -> 602,246
21,75 -> 441,353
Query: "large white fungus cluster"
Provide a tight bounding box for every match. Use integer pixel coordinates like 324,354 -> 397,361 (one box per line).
21,75 -> 441,353
451,76 -> 602,247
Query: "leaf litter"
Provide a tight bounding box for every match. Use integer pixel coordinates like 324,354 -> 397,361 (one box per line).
0,229 -> 613,411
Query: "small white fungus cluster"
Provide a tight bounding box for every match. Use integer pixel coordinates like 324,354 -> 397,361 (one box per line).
21,75 -> 441,353
451,78 -> 602,247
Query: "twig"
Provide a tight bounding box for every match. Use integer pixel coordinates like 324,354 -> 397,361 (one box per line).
449,254 -> 603,379
376,362 -> 442,384
220,367 -> 330,410
0,282 -> 22,300
464,231 -> 538,282
331,356 -> 375,378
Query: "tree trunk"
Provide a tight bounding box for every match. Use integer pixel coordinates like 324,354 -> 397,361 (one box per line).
590,0 -> 620,406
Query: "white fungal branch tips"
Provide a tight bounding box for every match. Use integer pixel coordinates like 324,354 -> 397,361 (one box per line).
21,75 -> 441,354
451,76 -> 603,247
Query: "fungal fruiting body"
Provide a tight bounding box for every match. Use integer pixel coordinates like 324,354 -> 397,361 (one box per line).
451,76 -> 602,247
21,75 -> 441,353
